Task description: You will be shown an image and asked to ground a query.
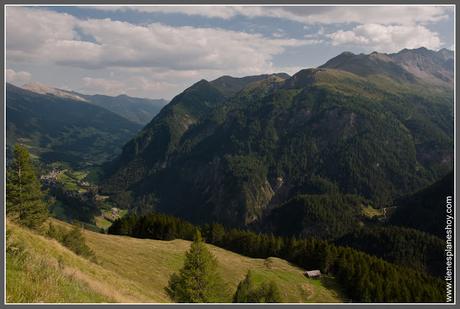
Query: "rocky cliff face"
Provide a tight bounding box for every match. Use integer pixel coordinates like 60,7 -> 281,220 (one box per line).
390,47 -> 453,86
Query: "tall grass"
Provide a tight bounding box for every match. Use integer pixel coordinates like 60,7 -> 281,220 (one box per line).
6,219 -> 343,303
6,227 -> 110,303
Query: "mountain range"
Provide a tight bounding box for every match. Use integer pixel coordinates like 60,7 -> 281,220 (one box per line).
320,47 -> 453,87
100,47 -> 453,228
7,47 -> 453,230
6,84 -> 165,168
21,83 -> 168,125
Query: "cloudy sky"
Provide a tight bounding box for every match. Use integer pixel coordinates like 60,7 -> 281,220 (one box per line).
6,5 -> 455,100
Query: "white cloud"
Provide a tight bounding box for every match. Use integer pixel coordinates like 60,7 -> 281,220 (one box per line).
76,19 -> 307,72
5,6 -> 453,99
328,23 -> 442,52
6,7 -> 76,53
6,7 -> 311,75
288,6 -> 449,25
90,5 -> 240,19
93,5 -> 451,25
6,68 -> 32,85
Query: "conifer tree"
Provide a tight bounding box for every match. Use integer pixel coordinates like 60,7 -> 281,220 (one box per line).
6,144 -> 48,229
233,270 -> 283,303
256,281 -> 282,303
208,223 -> 225,244
233,270 -> 256,302
166,230 -> 227,302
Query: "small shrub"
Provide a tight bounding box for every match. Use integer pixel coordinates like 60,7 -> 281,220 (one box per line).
6,230 -> 28,266
46,222 -> 95,260
233,270 -> 283,303
61,226 -> 95,259
47,222 -> 66,242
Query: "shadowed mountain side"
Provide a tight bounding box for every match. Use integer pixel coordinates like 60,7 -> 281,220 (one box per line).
7,83 -> 142,168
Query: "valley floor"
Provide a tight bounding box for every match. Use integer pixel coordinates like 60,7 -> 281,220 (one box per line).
6,219 -> 343,303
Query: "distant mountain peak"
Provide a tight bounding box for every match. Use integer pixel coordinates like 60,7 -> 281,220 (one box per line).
437,48 -> 454,60
414,46 -> 429,52
196,79 -> 210,85
390,47 -> 454,85
438,47 -> 454,54
320,47 -> 453,87
22,82 -> 88,102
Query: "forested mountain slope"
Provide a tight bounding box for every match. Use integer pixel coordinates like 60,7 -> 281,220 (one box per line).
390,171 -> 454,238
101,48 -> 453,227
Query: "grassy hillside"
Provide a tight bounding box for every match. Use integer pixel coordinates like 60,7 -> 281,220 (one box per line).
6,219 -> 343,303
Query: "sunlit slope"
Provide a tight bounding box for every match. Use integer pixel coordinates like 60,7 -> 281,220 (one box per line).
6,219 -> 343,303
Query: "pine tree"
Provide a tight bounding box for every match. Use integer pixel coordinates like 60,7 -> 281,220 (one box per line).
233,270 -> 283,303
256,281 -> 282,303
166,230 -> 228,302
233,270 -> 256,302
6,144 -> 48,229
208,223 -> 225,244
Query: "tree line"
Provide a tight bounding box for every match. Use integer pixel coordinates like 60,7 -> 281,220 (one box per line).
335,226 -> 444,277
109,212 -> 445,302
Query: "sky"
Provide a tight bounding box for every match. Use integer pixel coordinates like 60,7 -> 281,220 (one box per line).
5,5 -> 455,100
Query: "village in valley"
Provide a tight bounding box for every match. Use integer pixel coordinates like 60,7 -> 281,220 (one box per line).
40,166 -> 126,232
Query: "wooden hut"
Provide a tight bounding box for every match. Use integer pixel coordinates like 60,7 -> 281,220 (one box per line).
304,270 -> 321,279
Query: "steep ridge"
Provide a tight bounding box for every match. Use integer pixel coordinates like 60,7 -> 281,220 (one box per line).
102,73 -> 290,194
